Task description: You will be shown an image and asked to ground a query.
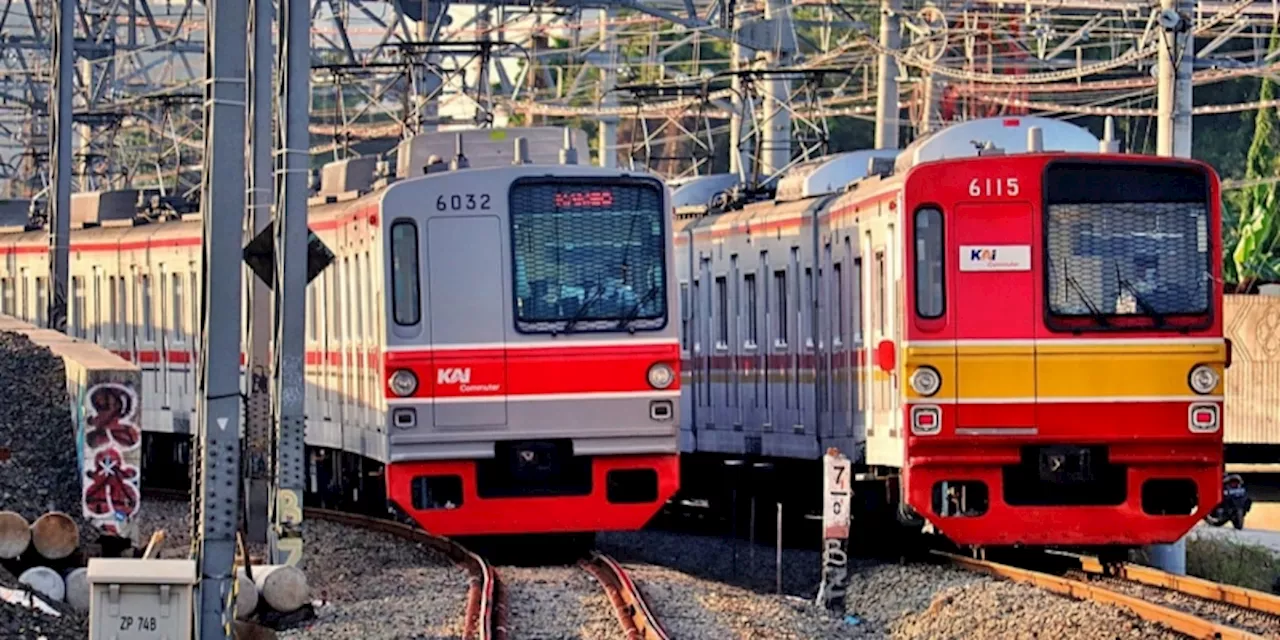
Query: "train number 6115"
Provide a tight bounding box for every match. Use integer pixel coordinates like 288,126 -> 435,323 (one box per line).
968,177 -> 1020,197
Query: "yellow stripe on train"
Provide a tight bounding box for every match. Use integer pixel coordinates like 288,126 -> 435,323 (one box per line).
904,339 -> 1227,402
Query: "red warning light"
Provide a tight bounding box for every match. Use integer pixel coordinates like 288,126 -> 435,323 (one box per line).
554,190 -> 615,207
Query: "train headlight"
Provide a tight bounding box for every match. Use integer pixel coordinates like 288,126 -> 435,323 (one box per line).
647,363 -> 675,389
389,369 -> 419,397
909,366 -> 941,397
1188,365 -> 1219,395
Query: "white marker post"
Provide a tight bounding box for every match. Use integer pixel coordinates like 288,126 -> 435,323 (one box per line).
816,447 -> 852,613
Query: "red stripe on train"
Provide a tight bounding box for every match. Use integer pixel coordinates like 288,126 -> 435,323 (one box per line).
384,343 -> 680,399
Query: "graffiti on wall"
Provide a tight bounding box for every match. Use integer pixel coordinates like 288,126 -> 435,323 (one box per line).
77,382 -> 142,537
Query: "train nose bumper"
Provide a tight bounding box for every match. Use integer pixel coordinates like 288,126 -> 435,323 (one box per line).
905,449 -> 1222,547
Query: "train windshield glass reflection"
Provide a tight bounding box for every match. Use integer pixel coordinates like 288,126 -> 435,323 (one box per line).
1046,201 -> 1211,320
510,181 -> 667,333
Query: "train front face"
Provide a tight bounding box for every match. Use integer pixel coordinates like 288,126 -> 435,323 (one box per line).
379,166 -> 680,537
901,154 -> 1226,548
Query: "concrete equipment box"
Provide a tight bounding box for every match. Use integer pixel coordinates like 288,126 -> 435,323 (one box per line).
88,558 -> 196,640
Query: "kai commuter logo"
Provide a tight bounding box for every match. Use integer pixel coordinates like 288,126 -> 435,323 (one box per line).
959,245 -> 1031,272
437,367 -> 472,385
970,248 -> 999,262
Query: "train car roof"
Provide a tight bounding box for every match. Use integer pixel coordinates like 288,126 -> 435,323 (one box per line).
894,116 -> 1101,173
774,149 -> 899,202
395,127 -> 590,178
670,173 -> 740,213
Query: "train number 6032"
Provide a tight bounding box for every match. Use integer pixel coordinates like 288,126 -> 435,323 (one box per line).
436,193 -> 492,211
968,177 -> 1020,197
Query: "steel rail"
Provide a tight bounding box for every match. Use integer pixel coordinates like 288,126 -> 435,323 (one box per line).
1075,554 -> 1280,617
936,550 -> 1267,640
580,551 -> 670,640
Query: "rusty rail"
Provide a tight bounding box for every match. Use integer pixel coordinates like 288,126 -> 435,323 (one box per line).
937,550 -> 1267,640
1076,554 -> 1280,617
306,508 -> 506,640
579,551 -> 669,640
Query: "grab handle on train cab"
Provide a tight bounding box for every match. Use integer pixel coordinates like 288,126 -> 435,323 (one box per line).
1225,337 -> 1233,369
876,340 -> 897,374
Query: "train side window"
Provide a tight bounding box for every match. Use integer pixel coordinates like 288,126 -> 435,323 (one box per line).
833,262 -> 843,344
773,269 -> 788,346
852,257 -> 862,344
107,276 -> 117,343
92,270 -> 102,342
715,276 -> 728,347
172,273 -> 185,342
874,252 -> 885,335
0,278 -> 12,316
914,207 -> 945,319
744,273 -> 758,346
390,220 -> 421,325
71,276 -> 85,338
679,282 -> 689,350
140,274 -> 153,342
35,277 -> 46,327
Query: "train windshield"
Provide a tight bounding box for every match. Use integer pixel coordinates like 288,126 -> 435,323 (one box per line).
1043,162 -> 1212,329
510,179 -> 667,333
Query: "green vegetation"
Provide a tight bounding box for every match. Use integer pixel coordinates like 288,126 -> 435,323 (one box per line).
1184,536 -> 1280,593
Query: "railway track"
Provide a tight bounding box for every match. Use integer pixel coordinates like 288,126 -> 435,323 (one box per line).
938,550 -> 1280,640
306,508 -> 506,640
143,489 -> 663,639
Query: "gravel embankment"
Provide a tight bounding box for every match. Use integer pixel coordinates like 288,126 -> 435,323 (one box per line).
500,565 -> 616,638
0,331 -> 83,525
133,499 -> 471,639
0,331 -> 91,639
1068,570 -> 1280,638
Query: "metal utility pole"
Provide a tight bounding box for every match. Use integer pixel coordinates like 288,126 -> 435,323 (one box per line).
1149,0 -> 1193,578
874,0 -> 902,150
46,0 -> 74,333
759,0 -> 796,177
729,3 -> 754,182
1156,0 -> 1193,158
244,0 -> 275,546
598,8 -> 619,169
268,0 -> 310,567
196,0 -> 248,633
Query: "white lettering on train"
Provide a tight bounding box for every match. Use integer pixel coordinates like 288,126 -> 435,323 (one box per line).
437,367 -> 472,385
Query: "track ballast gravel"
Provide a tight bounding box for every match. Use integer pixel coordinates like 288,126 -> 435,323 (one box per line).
848,562 -> 1185,639
501,564 -> 616,639
133,499 -> 470,639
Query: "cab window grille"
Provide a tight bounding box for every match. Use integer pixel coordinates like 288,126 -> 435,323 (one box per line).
1046,201 -> 1210,320
510,178 -> 667,333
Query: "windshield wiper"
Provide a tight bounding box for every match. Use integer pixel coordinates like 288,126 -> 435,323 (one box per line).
560,285 -> 608,334
1114,264 -> 1165,327
616,285 -> 664,331
1062,260 -> 1108,326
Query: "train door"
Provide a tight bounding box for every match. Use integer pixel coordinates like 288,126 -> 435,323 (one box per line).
865,220 -> 902,467
426,216 -> 507,427
952,202 -> 1036,428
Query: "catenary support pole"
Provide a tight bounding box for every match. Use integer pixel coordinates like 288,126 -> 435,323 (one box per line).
874,0 -> 902,150
196,0 -> 248,632
46,0 -> 74,333
1149,0 -> 1193,576
268,0 -> 311,567
598,8 -> 619,168
244,0 -> 275,547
